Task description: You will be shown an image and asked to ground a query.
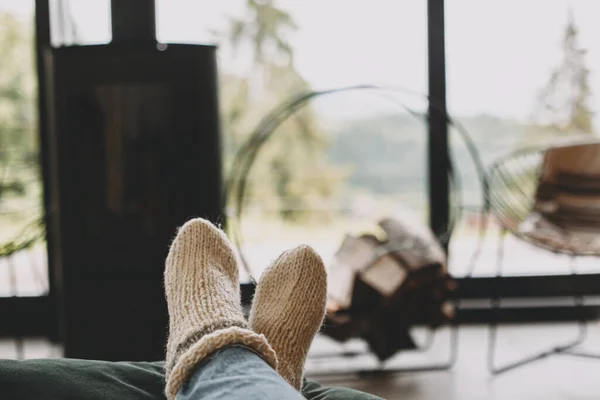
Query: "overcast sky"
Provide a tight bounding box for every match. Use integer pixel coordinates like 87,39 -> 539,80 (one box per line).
3,0 -> 600,124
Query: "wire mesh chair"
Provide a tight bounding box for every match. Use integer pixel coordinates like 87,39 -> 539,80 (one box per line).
226,84 -> 488,377
485,137 -> 600,375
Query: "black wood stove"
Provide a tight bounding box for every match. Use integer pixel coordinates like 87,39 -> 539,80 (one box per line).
43,0 -> 223,361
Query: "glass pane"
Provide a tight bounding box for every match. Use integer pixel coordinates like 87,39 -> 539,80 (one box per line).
157,1 -> 428,281
0,0 -> 47,296
49,0 -> 112,46
447,0 -> 600,277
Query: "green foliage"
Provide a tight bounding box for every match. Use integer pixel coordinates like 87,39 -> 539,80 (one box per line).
0,12 -> 44,258
0,216 -> 45,258
0,12 -> 37,201
0,12 -> 36,149
221,1 -> 344,222
0,179 -> 26,197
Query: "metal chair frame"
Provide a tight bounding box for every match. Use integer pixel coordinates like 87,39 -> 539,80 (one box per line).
485,142 -> 600,375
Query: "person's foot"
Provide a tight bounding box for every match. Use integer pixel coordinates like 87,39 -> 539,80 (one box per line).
164,218 -> 277,400
249,245 -> 327,390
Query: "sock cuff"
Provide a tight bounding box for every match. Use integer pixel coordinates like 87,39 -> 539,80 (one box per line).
165,326 -> 278,400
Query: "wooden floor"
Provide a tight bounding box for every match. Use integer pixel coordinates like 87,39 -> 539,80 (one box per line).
308,323 -> 600,400
2,323 -> 600,399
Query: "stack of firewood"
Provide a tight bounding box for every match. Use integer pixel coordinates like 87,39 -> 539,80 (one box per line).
323,217 -> 456,361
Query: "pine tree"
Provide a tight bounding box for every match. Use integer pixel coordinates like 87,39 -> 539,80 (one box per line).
533,10 -> 594,134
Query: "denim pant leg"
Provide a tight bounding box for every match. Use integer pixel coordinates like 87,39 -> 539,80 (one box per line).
176,346 -> 305,400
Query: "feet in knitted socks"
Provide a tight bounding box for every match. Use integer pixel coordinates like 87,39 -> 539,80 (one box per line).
164,218 -> 277,400
249,245 -> 327,390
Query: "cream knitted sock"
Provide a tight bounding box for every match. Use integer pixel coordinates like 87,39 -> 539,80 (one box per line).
249,245 -> 327,390
164,218 -> 277,400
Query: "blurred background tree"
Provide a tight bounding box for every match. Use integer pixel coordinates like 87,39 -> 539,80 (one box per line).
0,11 -> 42,251
0,12 -> 37,203
219,0 -> 345,222
527,10 -> 594,144
493,11 -> 595,216
0,9 -> 45,262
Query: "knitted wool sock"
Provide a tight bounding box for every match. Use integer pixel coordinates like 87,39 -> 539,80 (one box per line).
164,218 -> 277,400
249,245 -> 327,390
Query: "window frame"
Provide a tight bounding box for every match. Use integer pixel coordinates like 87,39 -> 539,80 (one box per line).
3,0 -> 600,341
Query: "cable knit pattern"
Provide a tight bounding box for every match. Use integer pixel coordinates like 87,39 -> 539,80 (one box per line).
249,245 -> 327,390
164,218 -> 277,400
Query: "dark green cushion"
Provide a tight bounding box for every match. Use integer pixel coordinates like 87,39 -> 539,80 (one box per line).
0,358 -> 382,400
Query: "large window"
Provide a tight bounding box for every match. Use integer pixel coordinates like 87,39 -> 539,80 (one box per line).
48,0 -> 111,46
447,0 -> 600,277
158,1 -> 429,280
0,0 -> 430,291
4,1 -> 596,345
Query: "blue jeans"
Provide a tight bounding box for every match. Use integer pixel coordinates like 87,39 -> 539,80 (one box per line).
177,346 -> 305,400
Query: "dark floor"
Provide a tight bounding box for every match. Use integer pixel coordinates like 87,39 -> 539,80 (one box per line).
2,322 -> 599,399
